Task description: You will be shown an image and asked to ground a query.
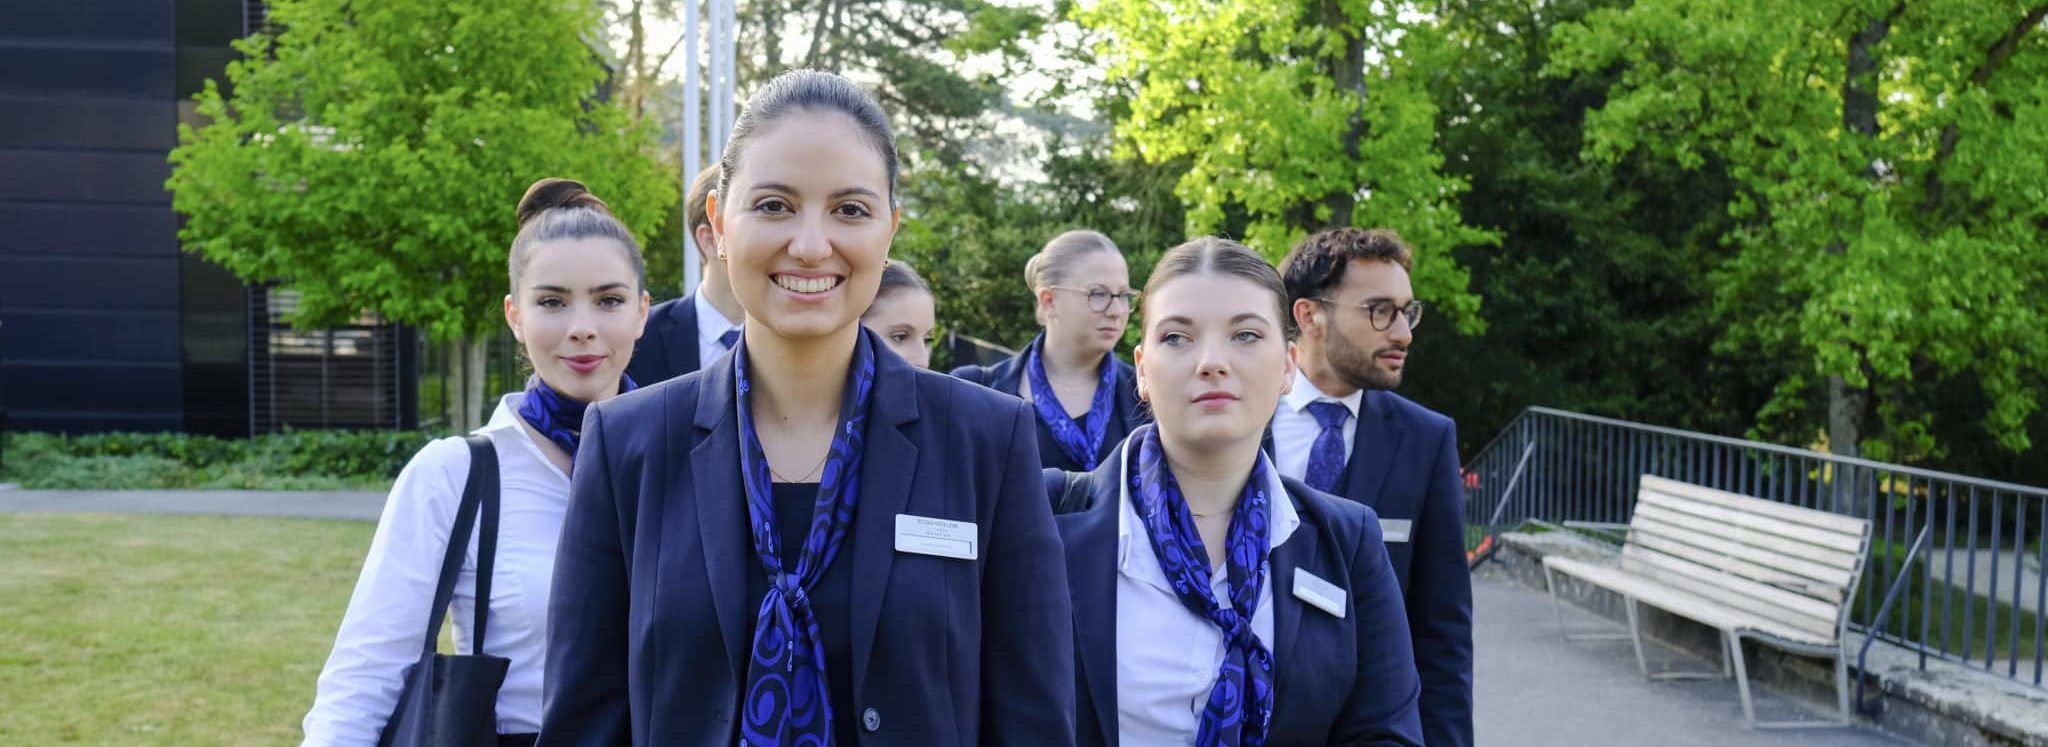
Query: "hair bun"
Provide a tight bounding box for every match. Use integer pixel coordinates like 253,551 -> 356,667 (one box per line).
517,178 -> 612,227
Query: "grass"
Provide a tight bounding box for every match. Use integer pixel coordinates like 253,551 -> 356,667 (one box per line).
0,513 -> 375,744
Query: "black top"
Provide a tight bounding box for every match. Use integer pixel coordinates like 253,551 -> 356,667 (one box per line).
1033,408 -> 1116,473
743,481 -> 858,745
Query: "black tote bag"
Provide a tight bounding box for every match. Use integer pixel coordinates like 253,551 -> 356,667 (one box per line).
378,435 -> 509,747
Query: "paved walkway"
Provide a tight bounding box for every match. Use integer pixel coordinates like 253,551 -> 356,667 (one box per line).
0,489 -> 385,521
1477,569 -> 1910,746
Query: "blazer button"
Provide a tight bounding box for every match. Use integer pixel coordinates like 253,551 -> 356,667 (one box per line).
862,707 -> 881,732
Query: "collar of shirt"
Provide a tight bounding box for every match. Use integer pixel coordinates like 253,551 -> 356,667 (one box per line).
1116,441 -> 1301,598
1281,368 -> 1363,420
692,285 -> 740,344
479,392 -> 569,483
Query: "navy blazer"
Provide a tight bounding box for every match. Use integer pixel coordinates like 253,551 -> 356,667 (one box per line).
543,329 -> 1076,746
624,295 -> 701,387
949,351 -> 1147,472
1046,447 -> 1424,746
1330,391 -> 1473,747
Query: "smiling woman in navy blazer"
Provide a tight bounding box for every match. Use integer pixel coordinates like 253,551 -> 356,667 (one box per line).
541,70 -> 1074,746
952,231 -> 1146,472
1047,238 -> 1422,746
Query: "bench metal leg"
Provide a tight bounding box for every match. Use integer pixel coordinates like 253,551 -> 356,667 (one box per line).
1731,633 -> 1855,729
1731,634 -> 1758,726
1620,597 -> 1730,681
1625,596 -> 1652,678
1546,566 -> 1633,642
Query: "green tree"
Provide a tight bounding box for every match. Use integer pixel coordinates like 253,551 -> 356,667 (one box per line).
1550,0 -> 2048,463
1078,0 -> 1494,330
733,0 -> 1045,163
892,142 -> 1188,361
168,0 -> 678,430
1399,0 -> 1779,457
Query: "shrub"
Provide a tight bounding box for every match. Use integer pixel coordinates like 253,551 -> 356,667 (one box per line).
0,429 -> 445,491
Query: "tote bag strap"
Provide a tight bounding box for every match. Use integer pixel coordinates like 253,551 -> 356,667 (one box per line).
417,435 -> 501,656
466,435 -> 501,654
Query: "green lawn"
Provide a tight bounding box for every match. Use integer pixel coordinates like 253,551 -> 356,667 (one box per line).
0,513 -> 374,744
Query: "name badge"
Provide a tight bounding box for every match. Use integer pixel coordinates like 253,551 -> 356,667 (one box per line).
894,515 -> 978,560
1380,518 -> 1413,544
1293,570 -> 1348,619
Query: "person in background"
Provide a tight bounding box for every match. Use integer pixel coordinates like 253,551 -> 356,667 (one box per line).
302,178 -> 649,746
862,258 -> 936,368
541,70 -> 1074,746
625,164 -> 743,385
1274,226 -> 1472,747
1050,237 -> 1422,746
952,230 -> 1145,472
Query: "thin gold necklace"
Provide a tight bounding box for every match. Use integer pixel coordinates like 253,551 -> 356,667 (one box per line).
769,451 -> 830,483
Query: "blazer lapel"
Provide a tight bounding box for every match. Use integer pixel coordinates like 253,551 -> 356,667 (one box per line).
1065,456 -> 1125,747
1339,391 -> 1405,508
849,332 -> 921,699
1269,488 -> 1319,713
688,348 -> 748,682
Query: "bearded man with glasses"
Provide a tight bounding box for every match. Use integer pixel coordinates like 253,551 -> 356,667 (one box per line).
1271,226 -> 1472,747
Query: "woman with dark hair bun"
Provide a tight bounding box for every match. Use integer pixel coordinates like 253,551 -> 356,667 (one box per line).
952,230 -> 1145,473
542,70 -> 1074,746
303,178 -> 650,746
1047,238 -> 1423,746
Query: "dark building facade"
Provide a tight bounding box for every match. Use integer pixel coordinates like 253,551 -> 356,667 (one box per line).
1,1 -> 414,437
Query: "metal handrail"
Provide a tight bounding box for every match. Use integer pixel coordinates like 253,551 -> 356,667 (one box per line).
1459,406 -> 2047,690
1522,407 -> 2048,497
1856,525 -> 1933,715
1469,442 -> 1536,569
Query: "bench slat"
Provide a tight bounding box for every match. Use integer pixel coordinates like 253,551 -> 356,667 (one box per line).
1630,504 -> 1857,591
1627,522 -> 1850,602
1637,486 -> 1867,557
1545,557 -> 1834,646
1622,545 -> 1841,639
1631,499 -> 1861,572
1642,475 -> 1869,537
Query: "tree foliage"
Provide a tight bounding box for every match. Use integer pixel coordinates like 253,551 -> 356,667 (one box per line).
168,0 -> 678,342
1402,0 -> 1777,457
1550,0 -> 2048,459
1078,0 -> 1493,330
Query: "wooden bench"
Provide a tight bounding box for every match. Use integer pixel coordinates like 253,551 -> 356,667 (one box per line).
1543,475 -> 1872,728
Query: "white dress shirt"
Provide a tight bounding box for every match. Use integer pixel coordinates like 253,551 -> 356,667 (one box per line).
302,394 -> 568,744
1116,441 -> 1301,744
1270,369 -> 1363,483
693,286 -> 741,369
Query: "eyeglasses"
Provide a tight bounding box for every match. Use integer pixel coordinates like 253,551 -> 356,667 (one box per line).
1315,297 -> 1424,331
1047,286 -> 1140,313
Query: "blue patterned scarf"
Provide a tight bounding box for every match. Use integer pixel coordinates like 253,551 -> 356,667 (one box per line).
1126,423 -> 1276,747
516,373 -> 636,458
1025,333 -> 1119,470
734,331 -> 877,746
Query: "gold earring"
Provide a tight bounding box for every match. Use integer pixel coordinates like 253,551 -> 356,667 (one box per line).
717,250 -> 727,261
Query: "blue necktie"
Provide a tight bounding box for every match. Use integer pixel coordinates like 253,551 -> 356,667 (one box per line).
718,327 -> 739,350
1304,401 -> 1351,493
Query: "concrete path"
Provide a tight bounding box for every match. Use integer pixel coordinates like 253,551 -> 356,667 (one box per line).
1924,547 -> 2044,612
0,489 -> 385,521
1477,570 -> 1911,746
